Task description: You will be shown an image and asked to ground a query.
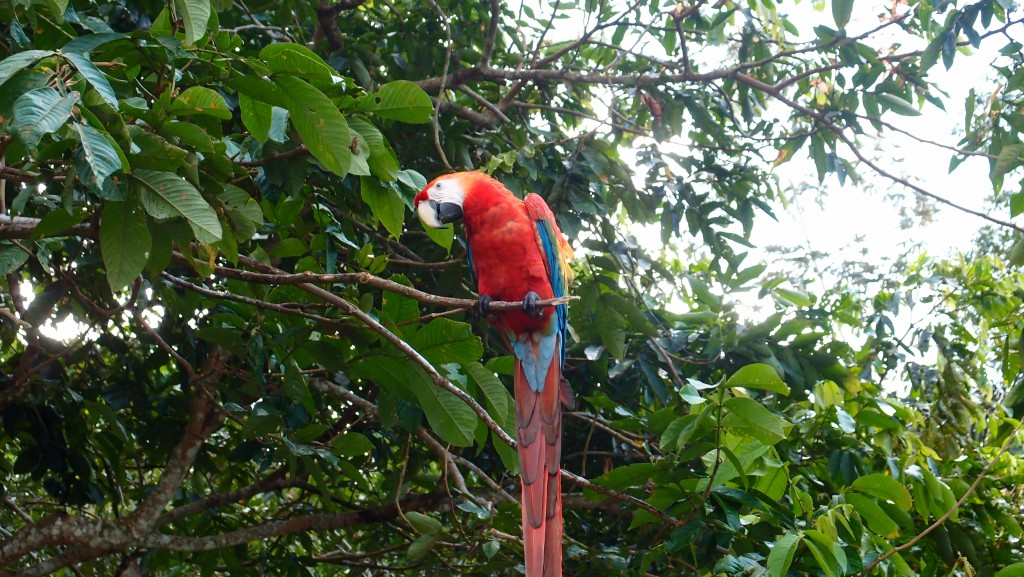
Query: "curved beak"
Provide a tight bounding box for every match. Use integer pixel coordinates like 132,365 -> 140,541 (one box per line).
416,199 -> 463,228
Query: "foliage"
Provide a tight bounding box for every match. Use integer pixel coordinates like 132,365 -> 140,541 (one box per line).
0,0 -> 1022,576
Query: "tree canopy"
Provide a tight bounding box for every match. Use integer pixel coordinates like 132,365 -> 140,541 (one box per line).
1,0 -> 1023,575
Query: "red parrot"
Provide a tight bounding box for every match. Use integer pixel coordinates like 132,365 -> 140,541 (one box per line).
414,171 -> 574,577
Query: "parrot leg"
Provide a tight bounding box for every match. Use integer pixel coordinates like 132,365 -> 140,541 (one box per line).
474,295 -> 495,320
523,291 -> 544,318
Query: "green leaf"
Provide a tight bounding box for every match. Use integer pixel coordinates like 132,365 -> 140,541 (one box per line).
63,52 -> 117,107
803,536 -> 839,577
354,80 -> 433,123
831,0 -> 854,28
348,116 -> 400,180
275,75 -> 352,177
132,169 -> 222,242
404,511 -> 443,535
722,397 -> 789,444
74,122 -> 124,199
725,363 -> 790,395
407,533 -> 439,562
0,243 -> 30,274
407,318 -> 484,365
173,0 -> 211,45
360,178 -> 406,239
161,121 -> 215,153
876,92 -> 920,116
464,362 -> 511,427
239,93 -> 272,143
773,287 -> 813,307
261,43 -> 337,84
993,143 -> 1024,180
0,50 -> 54,89
30,208 -> 85,240
846,493 -> 900,538
851,474 -> 912,511
170,86 -> 231,119
100,199 -> 151,292
284,361 -> 316,415
11,88 -> 78,149
995,562 -> 1024,577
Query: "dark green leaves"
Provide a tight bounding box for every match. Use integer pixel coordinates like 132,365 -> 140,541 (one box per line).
100,199 -> 151,292
132,169 -> 222,242
354,81 -> 433,123
74,122 -> 124,199
725,363 -> 790,395
275,76 -> 352,177
173,0 -> 211,45
11,88 -> 78,149
722,397 -> 789,444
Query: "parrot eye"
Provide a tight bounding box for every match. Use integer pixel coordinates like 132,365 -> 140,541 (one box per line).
435,183 -> 441,189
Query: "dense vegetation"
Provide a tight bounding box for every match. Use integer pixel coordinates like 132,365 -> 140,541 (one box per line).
1,0 -> 1023,575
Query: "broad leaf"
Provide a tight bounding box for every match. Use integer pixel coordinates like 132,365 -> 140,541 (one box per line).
131,169 -> 222,242
275,75 -> 352,177
63,52 -> 118,107
725,363 -> 790,395
360,177 -> 406,239
0,50 -> 54,89
11,88 -> 78,150
354,80 -> 433,123
767,532 -> 801,577
261,43 -> 336,83
100,199 -> 151,292
174,0 -> 211,45
170,86 -> 231,119
74,122 -> 125,199
846,493 -> 900,538
407,318 -> 483,366
722,397 -> 789,444
851,474 -> 913,511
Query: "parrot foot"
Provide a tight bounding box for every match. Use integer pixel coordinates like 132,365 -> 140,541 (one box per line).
523,291 -> 544,318
474,295 -> 494,320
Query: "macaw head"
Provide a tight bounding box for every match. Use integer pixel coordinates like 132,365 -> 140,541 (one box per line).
414,171 -> 499,228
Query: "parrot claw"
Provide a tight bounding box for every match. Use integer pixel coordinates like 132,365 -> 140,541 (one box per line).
523,291 -> 544,318
474,295 -> 494,320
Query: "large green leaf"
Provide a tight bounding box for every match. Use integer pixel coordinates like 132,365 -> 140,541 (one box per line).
351,355 -> 477,447
170,86 -> 231,120
74,122 -> 125,200
993,143 -> 1024,181
766,532 -> 801,577
360,177 -> 406,239
996,563 -> 1024,577
851,474 -> 912,511
11,88 -> 77,150
348,116 -> 400,180
100,199 -> 151,292
239,92 -> 272,143
353,80 -> 433,123
131,169 -> 222,242
464,361 -> 511,427
0,50 -> 54,89
261,43 -> 337,84
0,243 -> 30,274
831,0 -> 854,28
722,397 -> 789,444
845,493 -> 900,538
275,75 -> 352,177
173,0 -> 211,45
407,318 -> 483,366
725,363 -> 790,395
63,52 -> 117,107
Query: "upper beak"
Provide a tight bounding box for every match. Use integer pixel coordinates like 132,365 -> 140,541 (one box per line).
417,199 -> 463,228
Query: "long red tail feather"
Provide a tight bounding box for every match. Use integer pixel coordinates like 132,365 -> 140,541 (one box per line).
515,352 -> 562,577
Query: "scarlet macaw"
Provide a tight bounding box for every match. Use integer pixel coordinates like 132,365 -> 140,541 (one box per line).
415,171 -> 574,577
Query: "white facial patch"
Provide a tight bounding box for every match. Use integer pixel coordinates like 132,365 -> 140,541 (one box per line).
417,177 -> 468,228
